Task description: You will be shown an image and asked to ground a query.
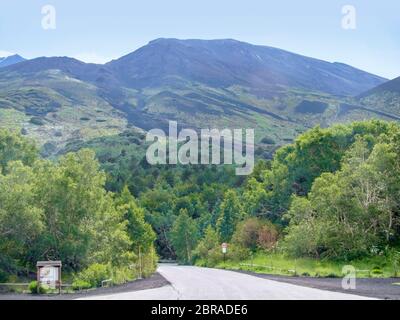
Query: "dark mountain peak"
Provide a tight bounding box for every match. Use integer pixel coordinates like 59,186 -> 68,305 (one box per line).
376,76 -> 400,93
360,76 -> 400,98
0,54 -> 26,68
3,56 -> 83,70
107,38 -> 386,95
149,38 -> 242,45
0,56 -> 114,85
0,39 -> 388,97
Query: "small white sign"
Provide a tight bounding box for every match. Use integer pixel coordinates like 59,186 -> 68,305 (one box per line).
39,266 -> 59,289
221,243 -> 228,254
222,247 -> 227,254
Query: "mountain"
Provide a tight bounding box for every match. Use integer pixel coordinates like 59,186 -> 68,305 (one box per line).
0,39 -> 393,155
107,38 -> 385,96
358,76 -> 400,117
360,76 -> 400,97
0,54 -> 26,68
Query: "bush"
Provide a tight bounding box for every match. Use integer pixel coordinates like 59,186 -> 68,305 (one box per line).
228,244 -> 251,262
29,117 -> 45,126
0,269 -> 8,283
193,226 -> 220,265
74,264 -> 110,288
28,281 -> 48,294
261,136 -> 276,145
232,218 -> 261,251
257,224 -> 279,251
232,218 -> 279,252
111,268 -> 132,285
207,248 -> 224,267
71,279 -> 92,291
371,267 -> 383,275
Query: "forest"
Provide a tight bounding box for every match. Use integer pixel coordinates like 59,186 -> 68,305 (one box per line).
0,129 -> 157,289
1,119 -> 400,288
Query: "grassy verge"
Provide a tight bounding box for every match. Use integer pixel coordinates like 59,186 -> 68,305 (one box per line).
199,252 -> 399,278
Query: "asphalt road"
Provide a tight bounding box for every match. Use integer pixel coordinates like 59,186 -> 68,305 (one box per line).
79,265 -> 375,300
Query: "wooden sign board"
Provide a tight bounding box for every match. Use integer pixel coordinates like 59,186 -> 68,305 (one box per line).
39,266 -> 59,289
36,261 -> 62,294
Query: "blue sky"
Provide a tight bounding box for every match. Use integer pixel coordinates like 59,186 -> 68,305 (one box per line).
0,0 -> 399,79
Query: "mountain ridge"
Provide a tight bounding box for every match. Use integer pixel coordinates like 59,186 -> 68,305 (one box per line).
0,38 -> 396,155
0,54 -> 26,68
106,38 -> 387,96
3,39 -> 387,96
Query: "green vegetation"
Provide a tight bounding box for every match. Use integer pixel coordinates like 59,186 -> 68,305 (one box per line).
63,120 -> 400,278
2,119 -> 400,285
69,119 -> 400,279
0,129 -> 156,289
170,209 -> 199,264
209,252 -> 400,278
29,281 -> 48,294
173,120 -> 399,276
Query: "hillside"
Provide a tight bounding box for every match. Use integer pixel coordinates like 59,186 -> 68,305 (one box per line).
0,54 -> 26,68
0,39 -> 393,154
108,38 -> 385,95
359,76 -> 400,116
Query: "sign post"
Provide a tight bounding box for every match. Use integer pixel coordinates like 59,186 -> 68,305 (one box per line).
36,261 -> 62,294
221,243 -> 228,267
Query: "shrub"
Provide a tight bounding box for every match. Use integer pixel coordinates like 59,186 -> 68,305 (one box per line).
28,281 -> 48,294
74,264 -> 110,288
228,244 -> 251,262
232,218 -> 261,251
40,142 -> 57,157
232,218 -> 279,252
371,267 -> 383,275
261,136 -> 276,145
29,117 -> 45,126
71,279 -> 92,291
111,268 -> 132,285
193,226 -> 220,264
257,224 -> 279,250
0,269 -> 8,283
207,248 -> 224,267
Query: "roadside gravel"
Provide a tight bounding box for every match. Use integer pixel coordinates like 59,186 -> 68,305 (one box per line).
234,270 -> 400,300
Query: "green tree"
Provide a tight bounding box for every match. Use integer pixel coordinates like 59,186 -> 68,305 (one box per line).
255,120 -> 395,221
170,209 -> 199,263
232,217 -> 278,252
0,129 -> 37,173
195,226 -> 219,258
193,226 -> 221,266
283,137 -> 400,259
117,186 -> 156,251
0,162 -> 43,276
32,149 -> 122,269
217,190 -> 245,242
141,188 -> 177,259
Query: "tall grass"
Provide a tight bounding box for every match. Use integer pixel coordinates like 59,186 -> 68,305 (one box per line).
211,252 -> 399,278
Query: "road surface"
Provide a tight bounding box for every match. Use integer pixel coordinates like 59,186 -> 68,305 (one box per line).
79,264 -> 375,300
